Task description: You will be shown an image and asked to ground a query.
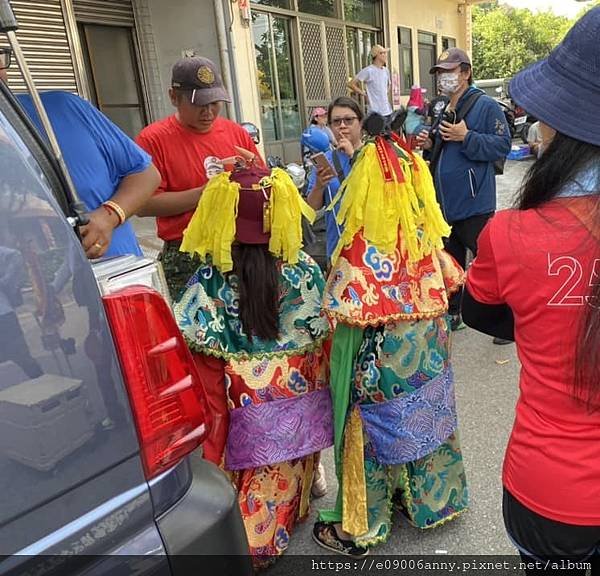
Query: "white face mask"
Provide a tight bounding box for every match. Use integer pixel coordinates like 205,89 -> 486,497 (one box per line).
438,72 -> 461,96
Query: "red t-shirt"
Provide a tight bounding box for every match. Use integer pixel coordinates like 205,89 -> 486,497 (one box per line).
136,115 -> 261,241
467,198 -> 600,526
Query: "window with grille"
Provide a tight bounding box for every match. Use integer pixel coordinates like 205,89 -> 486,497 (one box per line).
443,37 -> 456,51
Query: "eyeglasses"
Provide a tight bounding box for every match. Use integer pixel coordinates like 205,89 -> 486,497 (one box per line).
330,116 -> 358,127
0,48 -> 12,71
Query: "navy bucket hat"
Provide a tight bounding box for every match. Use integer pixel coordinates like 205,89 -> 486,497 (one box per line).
509,6 -> 600,147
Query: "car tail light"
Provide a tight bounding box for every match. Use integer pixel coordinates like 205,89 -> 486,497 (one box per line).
103,284 -> 210,479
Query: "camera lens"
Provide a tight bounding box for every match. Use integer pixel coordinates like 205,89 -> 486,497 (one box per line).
443,110 -> 456,124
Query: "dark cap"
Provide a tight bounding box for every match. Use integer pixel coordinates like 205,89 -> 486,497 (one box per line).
171,56 -> 231,105
429,48 -> 471,74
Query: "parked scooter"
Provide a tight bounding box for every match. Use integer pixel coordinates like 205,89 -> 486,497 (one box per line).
240,121 -> 260,145
267,155 -> 307,192
493,87 -> 536,143
512,102 -> 537,144
494,87 -> 517,139
239,121 -> 307,189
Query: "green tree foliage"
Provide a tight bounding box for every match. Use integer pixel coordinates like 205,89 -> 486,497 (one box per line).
577,0 -> 600,17
472,1 -> 573,79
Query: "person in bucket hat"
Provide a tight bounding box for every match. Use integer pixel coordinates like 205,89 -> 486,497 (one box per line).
463,8 -> 600,572
173,158 -> 333,568
136,56 -> 262,300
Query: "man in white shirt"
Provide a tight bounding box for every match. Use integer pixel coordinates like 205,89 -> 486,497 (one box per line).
526,120 -> 543,157
348,44 -> 392,116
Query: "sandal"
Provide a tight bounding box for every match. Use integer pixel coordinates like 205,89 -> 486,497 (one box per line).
312,521 -> 369,557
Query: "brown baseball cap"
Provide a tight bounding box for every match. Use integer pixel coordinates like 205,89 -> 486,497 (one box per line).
171,56 -> 231,105
429,48 -> 471,74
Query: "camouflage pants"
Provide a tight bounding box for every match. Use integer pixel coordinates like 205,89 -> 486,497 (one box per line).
159,241 -> 200,303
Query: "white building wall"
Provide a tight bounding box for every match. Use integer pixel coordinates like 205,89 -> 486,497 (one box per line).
140,0 -> 221,120
132,0 -> 165,121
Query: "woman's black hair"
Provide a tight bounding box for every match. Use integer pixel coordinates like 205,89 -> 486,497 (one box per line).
517,132 -> 600,209
327,96 -> 364,125
231,243 -> 279,342
516,130 -> 600,409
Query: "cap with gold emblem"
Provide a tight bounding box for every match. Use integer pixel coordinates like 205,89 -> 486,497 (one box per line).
429,47 -> 471,74
171,56 -> 232,105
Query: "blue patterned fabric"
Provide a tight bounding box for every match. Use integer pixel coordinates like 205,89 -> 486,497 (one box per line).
359,369 -> 456,465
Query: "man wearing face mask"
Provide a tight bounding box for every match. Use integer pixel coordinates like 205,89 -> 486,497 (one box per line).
417,48 -> 511,337
136,56 -> 262,301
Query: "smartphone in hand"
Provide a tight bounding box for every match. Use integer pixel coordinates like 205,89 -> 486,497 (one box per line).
311,152 -> 334,172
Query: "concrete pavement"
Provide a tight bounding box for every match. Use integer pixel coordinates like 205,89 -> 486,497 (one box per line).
132,157 -> 535,557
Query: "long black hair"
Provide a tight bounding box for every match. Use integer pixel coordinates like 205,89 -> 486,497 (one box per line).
231,243 -> 279,342
516,130 -> 600,409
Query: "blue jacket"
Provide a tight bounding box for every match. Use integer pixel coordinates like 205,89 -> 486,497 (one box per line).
433,87 -> 511,223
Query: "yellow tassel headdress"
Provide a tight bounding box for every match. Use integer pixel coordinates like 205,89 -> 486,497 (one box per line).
180,166 -> 316,273
328,135 -> 451,265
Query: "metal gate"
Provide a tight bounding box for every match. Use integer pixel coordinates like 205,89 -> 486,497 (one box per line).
1,0 -> 78,92
298,19 -> 348,122
72,0 -> 134,26
72,0 -> 147,137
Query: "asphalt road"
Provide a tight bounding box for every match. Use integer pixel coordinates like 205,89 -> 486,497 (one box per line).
133,157 -> 536,559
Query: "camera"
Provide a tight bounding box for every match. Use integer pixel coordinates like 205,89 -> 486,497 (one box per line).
442,109 -> 457,125
363,107 -> 407,138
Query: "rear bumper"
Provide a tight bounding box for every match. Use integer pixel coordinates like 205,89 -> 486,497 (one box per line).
156,458 -> 252,575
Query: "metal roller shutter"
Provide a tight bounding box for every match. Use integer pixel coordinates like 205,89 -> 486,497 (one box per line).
1,0 -> 78,93
72,0 -> 134,26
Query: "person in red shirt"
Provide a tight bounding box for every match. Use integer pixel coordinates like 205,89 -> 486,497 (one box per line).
136,56 -> 262,300
464,8 -> 600,573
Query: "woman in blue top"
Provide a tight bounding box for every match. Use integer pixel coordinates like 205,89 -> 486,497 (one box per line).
305,97 -> 364,264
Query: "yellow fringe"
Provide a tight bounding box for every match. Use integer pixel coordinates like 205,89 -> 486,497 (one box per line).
180,171 -> 240,273
328,142 -> 451,267
179,168 -> 315,273
268,168 -> 316,266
